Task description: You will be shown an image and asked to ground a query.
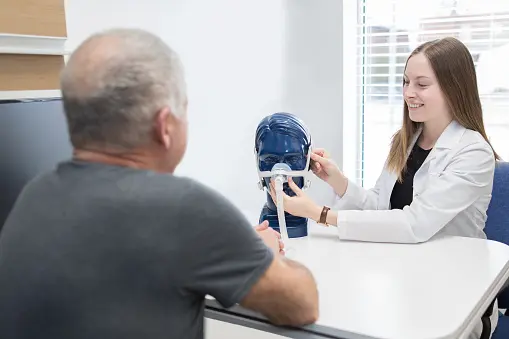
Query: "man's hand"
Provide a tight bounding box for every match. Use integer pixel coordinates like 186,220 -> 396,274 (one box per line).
255,220 -> 285,254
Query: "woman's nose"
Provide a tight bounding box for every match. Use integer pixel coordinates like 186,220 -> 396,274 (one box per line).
404,88 -> 416,99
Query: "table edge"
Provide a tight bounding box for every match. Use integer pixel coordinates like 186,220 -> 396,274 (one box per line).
204,299 -> 375,339
454,254 -> 509,338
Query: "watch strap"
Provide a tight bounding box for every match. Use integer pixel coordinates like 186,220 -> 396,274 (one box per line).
319,206 -> 331,226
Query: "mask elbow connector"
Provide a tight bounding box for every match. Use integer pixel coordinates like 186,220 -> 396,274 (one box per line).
273,174 -> 286,190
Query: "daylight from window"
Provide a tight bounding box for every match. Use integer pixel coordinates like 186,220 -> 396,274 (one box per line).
358,0 -> 509,187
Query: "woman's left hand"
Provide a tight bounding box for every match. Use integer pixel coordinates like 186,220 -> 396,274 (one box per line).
269,177 -> 321,221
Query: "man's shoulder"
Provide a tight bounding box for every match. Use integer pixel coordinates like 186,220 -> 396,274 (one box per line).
169,175 -> 233,208
30,161 -> 238,214
120,170 -> 232,210
20,162 -> 226,208
144,174 -> 250,235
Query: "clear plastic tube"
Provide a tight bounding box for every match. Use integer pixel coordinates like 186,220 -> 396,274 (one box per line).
274,175 -> 289,243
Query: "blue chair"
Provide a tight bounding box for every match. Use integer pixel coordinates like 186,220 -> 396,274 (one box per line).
484,161 -> 509,339
493,318 -> 509,339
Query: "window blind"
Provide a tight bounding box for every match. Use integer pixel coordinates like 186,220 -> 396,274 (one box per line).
356,0 -> 509,188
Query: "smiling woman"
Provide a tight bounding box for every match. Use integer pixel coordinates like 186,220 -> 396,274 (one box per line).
387,37 -> 499,180
271,36 -> 501,339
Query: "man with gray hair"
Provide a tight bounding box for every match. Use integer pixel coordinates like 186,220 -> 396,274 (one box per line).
0,28 -> 318,339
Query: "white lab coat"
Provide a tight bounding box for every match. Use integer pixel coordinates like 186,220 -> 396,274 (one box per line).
334,119 -> 495,244
333,119 -> 498,338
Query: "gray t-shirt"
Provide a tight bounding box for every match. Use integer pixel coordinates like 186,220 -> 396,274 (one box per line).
0,160 -> 274,339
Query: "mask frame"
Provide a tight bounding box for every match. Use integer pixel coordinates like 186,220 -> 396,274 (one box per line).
254,146 -> 313,191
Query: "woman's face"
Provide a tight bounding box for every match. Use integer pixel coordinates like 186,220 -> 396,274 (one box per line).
403,53 -> 450,124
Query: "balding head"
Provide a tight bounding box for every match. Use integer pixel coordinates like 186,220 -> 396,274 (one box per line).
61,28 -> 187,152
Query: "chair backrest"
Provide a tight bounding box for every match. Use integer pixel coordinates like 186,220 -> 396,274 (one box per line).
485,161 -> 509,309
485,161 -> 509,244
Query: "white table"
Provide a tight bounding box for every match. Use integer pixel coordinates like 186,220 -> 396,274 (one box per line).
205,223 -> 509,339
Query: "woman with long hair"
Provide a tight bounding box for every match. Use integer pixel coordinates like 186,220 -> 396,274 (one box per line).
271,37 -> 500,339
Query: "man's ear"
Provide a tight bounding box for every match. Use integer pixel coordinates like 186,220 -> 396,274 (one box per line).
154,107 -> 172,149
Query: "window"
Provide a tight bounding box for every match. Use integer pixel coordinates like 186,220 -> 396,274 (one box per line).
346,0 -> 509,188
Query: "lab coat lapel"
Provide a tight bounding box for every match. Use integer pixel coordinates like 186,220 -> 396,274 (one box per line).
420,120 -> 466,171
382,121 -> 466,209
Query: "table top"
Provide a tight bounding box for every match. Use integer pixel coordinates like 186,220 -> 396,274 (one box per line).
207,223 -> 509,339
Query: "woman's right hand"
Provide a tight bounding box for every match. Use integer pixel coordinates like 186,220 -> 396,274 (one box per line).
310,148 -> 331,181
310,149 -> 348,196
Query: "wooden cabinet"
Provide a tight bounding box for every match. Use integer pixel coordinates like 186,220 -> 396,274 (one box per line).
0,0 -> 67,99
0,0 -> 67,37
0,54 -> 64,91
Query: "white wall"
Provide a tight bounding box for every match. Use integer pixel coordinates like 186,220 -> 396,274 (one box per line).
282,0 -> 344,207
65,0 -> 343,225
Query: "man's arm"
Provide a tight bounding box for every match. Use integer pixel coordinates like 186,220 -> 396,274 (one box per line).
240,255 -> 319,326
176,178 -> 318,326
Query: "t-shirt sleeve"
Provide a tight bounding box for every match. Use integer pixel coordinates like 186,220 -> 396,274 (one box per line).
176,179 -> 274,308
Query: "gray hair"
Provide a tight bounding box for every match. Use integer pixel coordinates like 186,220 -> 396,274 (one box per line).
60,28 -> 187,151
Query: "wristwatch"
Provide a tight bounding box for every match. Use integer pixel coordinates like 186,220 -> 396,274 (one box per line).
318,206 -> 331,226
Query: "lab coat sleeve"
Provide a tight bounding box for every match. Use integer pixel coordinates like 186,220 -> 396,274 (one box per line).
333,171 -> 385,210
336,142 -> 495,243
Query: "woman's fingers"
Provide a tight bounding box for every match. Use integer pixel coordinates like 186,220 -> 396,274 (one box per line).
313,148 -> 326,157
269,182 -> 276,203
269,179 -> 292,205
270,177 -> 302,197
310,152 -> 330,167
311,161 -> 322,172
288,177 -> 303,196
269,181 -> 284,201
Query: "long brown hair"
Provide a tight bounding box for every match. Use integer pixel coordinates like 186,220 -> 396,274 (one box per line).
386,37 -> 499,181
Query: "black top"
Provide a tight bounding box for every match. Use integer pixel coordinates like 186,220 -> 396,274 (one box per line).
390,143 -> 432,210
